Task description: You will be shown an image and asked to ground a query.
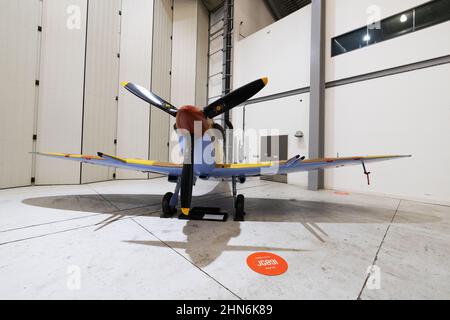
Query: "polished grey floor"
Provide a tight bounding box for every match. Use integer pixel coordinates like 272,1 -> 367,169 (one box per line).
0,178 -> 449,299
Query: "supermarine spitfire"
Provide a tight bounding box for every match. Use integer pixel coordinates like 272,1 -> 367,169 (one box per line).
37,78 -> 410,221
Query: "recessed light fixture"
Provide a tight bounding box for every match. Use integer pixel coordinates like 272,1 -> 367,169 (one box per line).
400,14 -> 408,23
363,34 -> 371,42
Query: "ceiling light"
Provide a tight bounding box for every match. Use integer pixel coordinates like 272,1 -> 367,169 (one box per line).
400,14 -> 408,23
363,34 -> 371,42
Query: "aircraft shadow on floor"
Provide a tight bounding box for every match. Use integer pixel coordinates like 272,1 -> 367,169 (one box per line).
22,183 -> 439,267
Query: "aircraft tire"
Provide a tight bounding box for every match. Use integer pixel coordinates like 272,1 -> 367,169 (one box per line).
161,192 -> 177,217
234,194 -> 245,221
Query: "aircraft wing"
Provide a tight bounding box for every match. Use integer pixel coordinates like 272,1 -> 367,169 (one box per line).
35,152 -> 182,176
211,155 -> 411,178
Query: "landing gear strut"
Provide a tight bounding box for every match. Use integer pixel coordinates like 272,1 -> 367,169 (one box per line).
232,176 -> 245,221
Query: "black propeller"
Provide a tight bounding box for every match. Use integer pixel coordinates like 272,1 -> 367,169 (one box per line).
180,134 -> 194,216
203,77 -> 268,119
121,82 -> 178,117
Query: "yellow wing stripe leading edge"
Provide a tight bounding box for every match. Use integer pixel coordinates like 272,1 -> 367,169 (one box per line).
215,155 -> 409,169
40,152 -> 182,168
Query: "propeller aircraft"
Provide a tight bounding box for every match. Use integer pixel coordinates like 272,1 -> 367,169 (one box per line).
36,78 -> 410,221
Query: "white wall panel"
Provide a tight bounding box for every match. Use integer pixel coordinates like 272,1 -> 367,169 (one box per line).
325,64 -> 450,205
150,0 -> 173,166
241,94 -> 310,187
326,0 -> 450,81
232,5 -> 311,151
234,0 -> 274,41
117,0 -> 154,179
81,0 -> 121,183
171,0 -> 198,107
327,0 -> 429,38
35,0 -> 87,185
195,1 -> 209,107
169,0 -> 198,158
233,5 -> 311,99
0,0 -> 40,188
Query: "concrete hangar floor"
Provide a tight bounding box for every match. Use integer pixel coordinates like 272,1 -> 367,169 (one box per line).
0,177 -> 449,299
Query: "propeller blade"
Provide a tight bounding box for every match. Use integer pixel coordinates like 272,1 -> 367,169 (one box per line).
121,82 -> 178,117
180,134 -> 194,216
203,77 -> 268,119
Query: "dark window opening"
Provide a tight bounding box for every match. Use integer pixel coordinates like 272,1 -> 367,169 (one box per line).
416,0 -> 450,30
332,0 -> 450,57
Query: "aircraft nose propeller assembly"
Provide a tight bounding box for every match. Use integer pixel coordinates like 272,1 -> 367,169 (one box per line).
36,77 -> 410,222
123,77 -> 268,220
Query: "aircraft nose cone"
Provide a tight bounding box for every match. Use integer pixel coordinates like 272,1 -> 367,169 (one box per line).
176,106 -> 210,134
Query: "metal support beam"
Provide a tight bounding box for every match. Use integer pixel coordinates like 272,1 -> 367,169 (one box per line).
308,0 -> 326,190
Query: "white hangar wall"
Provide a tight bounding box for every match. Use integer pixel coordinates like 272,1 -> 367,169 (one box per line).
325,0 -> 450,82
232,5 -> 312,187
0,0 -> 41,189
233,0 -> 450,203
233,5 -> 311,99
325,0 -> 450,204
81,0 -> 121,184
325,64 -> 450,205
117,0 -> 175,180
169,0 -> 209,159
170,0 -> 208,108
35,0 -> 88,185
234,0 -> 275,41
150,0 -> 174,170
243,93 -> 310,187
116,0 -> 154,180
0,0 -> 181,188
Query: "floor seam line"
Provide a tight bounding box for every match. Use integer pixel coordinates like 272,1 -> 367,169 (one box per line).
2,181 -> 267,234
0,209 -> 163,247
0,220 -> 120,247
357,200 -> 401,300
0,203 -> 161,234
130,217 -> 243,300
87,185 -> 121,211
0,213 -> 105,233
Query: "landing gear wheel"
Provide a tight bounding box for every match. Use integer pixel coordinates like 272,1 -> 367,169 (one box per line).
234,194 -> 245,222
161,192 -> 177,218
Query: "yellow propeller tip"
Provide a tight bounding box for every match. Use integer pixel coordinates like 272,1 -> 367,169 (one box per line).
121,81 -> 129,87
261,77 -> 269,85
181,208 -> 190,216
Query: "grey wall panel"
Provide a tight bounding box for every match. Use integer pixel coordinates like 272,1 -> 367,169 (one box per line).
81,0 -> 121,184
116,0 -> 154,179
149,0 -> 173,167
0,0 -> 40,188
35,0 -> 87,185
195,1 -> 209,107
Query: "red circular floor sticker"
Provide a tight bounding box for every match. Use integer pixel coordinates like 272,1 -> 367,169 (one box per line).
247,252 -> 288,276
